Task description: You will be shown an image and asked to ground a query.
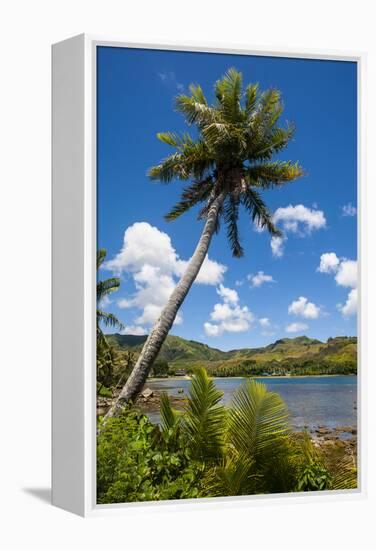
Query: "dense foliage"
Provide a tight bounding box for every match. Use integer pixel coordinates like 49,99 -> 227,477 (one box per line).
205,359 -> 357,377
151,359 -> 170,377
97,369 -> 357,504
97,411 -> 202,503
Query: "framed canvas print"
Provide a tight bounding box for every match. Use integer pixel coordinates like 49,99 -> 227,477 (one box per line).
52,35 -> 365,516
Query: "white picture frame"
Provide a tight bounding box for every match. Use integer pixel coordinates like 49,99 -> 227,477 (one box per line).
52,34 -> 366,517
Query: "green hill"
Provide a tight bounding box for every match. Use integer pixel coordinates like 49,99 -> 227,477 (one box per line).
106,333 -> 357,376
107,333 -> 226,363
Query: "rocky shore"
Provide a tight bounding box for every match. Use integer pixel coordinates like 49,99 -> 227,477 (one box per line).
97,386 -> 187,417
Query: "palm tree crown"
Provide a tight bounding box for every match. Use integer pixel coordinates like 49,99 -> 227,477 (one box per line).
97,248 -> 124,330
149,68 -> 303,257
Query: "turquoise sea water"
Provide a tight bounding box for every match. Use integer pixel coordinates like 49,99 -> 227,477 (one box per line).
147,375 -> 357,431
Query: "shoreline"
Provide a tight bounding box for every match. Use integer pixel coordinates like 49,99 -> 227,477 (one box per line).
148,373 -> 357,382
98,391 -> 357,445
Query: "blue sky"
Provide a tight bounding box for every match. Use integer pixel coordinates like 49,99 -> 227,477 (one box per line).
97,46 -> 357,350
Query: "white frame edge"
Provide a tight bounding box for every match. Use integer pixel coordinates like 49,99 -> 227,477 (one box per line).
52,34 -> 366,517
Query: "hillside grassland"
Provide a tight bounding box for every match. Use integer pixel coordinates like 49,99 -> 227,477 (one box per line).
106,334 -> 357,377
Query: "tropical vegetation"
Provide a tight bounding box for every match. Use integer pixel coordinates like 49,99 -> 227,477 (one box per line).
97,369 -> 357,503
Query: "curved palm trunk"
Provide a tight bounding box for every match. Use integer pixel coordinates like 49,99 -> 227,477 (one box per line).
104,192 -> 225,420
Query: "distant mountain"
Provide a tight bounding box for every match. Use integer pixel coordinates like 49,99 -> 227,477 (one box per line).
106,333 -> 357,376
107,333 -> 226,362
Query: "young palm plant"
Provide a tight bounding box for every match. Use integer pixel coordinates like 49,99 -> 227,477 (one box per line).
97,249 -> 124,391
106,68 -> 303,417
97,248 -> 124,331
159,369 -> 295,496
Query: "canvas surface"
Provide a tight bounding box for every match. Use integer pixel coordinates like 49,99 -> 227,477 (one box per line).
95,46 -> 358,504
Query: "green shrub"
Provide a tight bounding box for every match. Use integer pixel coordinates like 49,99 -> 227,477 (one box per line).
97,410 -> 202,503
97,384 -> 112,398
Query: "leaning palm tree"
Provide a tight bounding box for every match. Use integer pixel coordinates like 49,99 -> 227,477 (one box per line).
105,68 -> 303,418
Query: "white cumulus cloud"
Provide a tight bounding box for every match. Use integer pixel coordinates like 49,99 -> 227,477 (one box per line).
248,271 -> 276,287
285,322 -> 309,333
203,322 -> 221,337
259,317 -> 270,328
318,252 -> 340,274
335,260 -> 357,289
273,204 -> 326,234
216,283 -> 239,304
105,222 -> 226,328
271,236 -> 285,258
204,285 -> 254,337
120,325 -> 148,336
339,288 -> 358,317
176,256 -> 227,285
288,296 -> 321,319
318,253 -> 358,317
270,204 -> 326,257
342,203 -> 357,217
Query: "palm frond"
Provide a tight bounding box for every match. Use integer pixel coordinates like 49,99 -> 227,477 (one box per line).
330,454 -> 357,490
148,152 -> 190,182
246,160 -> 303,189
97,310 -> 124,330
241,188 -> 282,237
188,83 -> 208,105
183,368 -> 225,462
204,452 -> 257,497
175,94 -> 220,128
227,380 -> 290,462
97,277 -> 121,302
156,131 -> 184,147
244,82 -> 259,116
251,124 -> 296,160
223,194 -> 244,257
215,68 -> 243,123
97,248 -> 107,269
179,140 -> 215,180
202,122 -> 231,147
160,392 -> 180,433
258,88 -> 282,118
149,139 -> 214,183
164,178 -> 213,221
